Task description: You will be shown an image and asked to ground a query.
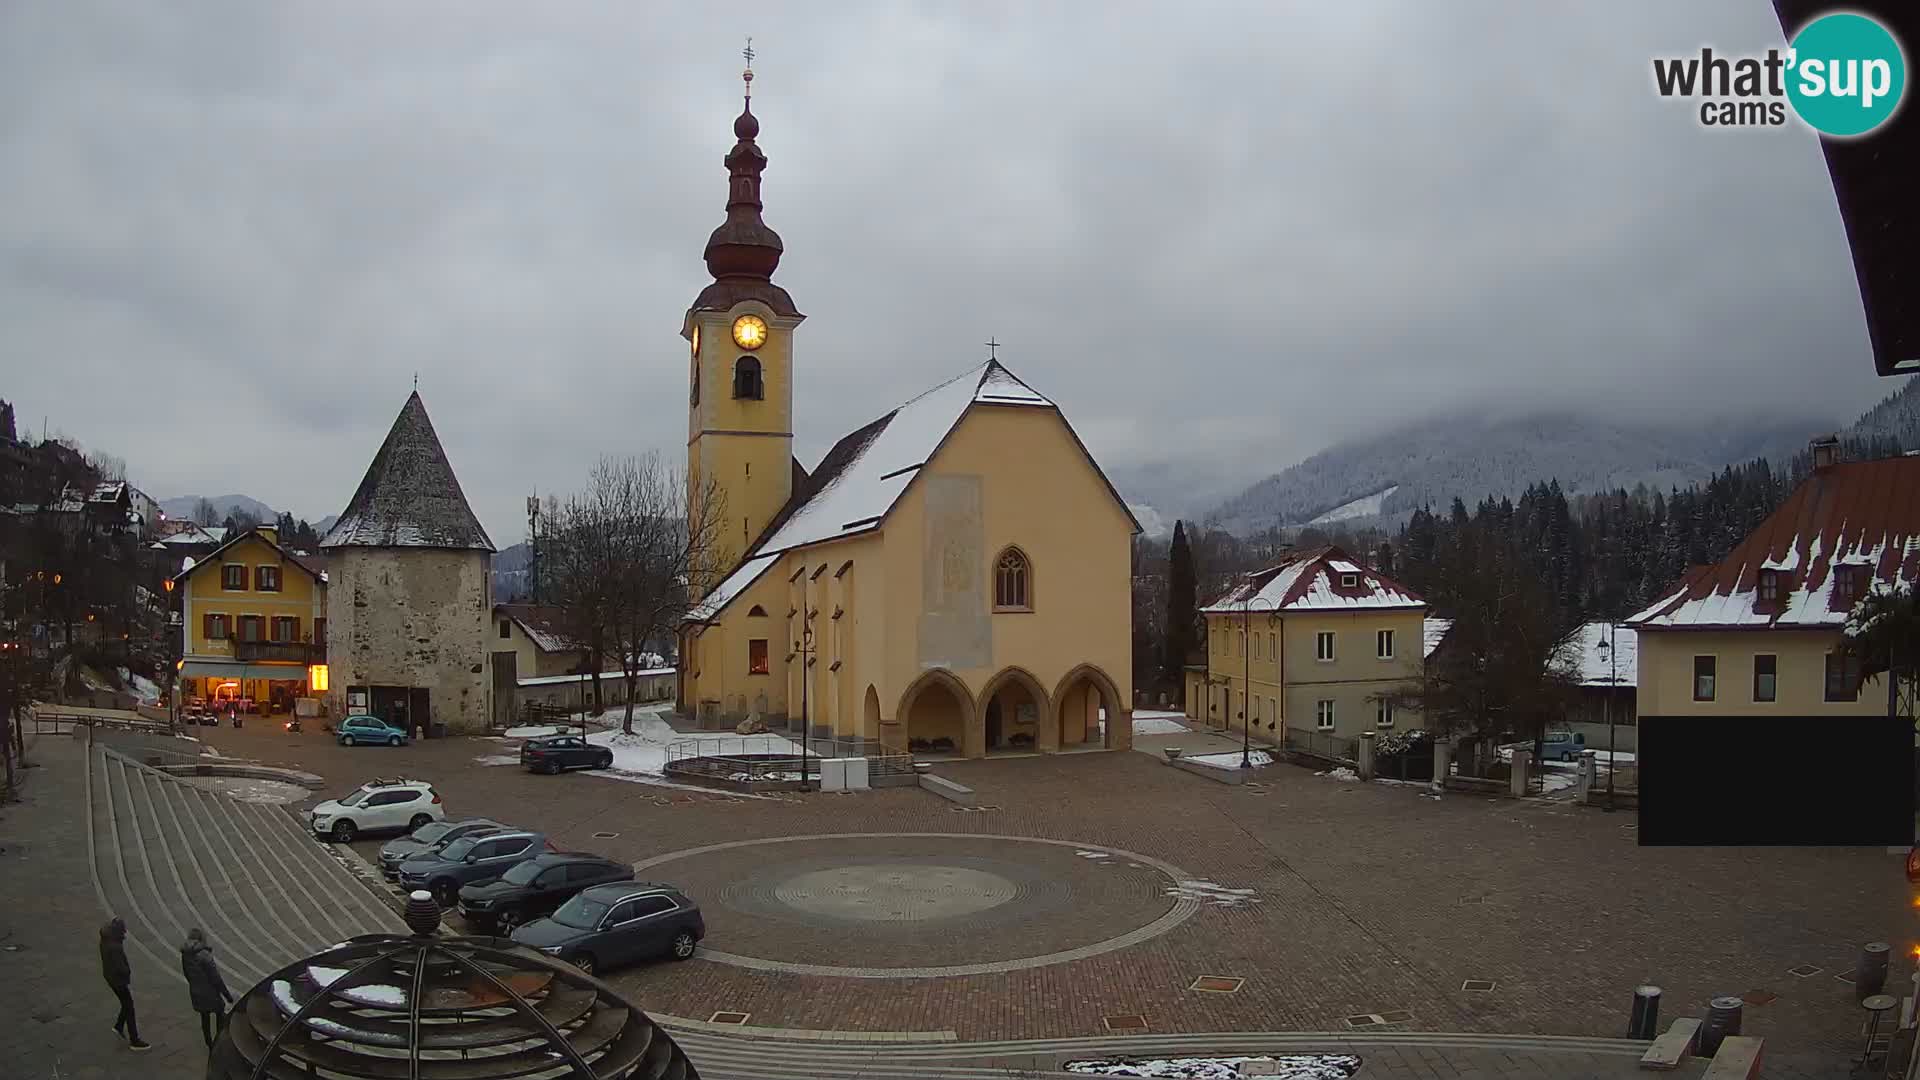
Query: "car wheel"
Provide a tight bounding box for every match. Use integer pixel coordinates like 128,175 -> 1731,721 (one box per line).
1561,752 -> 1575,762
341,734 -> 355,747
495,907 -> 522,932
409,813 -> 432,829
669,931 -> 696,961
569,951 -> 596,975
331,820 -> 357,843
389,735 -> 402,747
599,753 -> 613,769
545,760 -> 562,775
431,880 -> 458,908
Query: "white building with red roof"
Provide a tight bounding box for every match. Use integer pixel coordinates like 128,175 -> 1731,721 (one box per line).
1186,546 -> 1430,743
1626,439 -> 1918,717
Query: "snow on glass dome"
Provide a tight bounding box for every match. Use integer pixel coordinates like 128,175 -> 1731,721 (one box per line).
209,932 -> 699,1078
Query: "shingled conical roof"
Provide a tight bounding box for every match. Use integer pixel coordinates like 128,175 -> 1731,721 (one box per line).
321,392 -> 494,551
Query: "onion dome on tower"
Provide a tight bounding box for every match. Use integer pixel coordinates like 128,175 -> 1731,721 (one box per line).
693,44 -> 801,317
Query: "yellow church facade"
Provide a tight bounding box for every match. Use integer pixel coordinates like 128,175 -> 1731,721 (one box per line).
676,77 -> 1137,758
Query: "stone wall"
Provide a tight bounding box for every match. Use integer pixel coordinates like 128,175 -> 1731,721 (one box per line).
325,547 -> 492,733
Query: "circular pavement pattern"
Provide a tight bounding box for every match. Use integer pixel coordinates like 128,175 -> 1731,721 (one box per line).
631,832 -> 1201,978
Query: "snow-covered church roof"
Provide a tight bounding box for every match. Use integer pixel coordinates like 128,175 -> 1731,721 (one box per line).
689,359 -> 1132,622
322,392 -> 495,552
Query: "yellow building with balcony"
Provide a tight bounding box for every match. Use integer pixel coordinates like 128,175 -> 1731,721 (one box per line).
1188,546 -> 1429,748
172,525 -> 327,715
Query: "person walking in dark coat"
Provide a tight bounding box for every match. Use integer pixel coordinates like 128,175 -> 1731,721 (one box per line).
180,927 -> 233,1048
100,917 -> 150,1050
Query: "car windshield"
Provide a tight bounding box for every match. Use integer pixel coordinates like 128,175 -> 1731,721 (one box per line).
551,895 -> 608,930
410,821 -> 453,843
502,861 -> 544,886
438,837 -> 479,861
335,789 -> 370,808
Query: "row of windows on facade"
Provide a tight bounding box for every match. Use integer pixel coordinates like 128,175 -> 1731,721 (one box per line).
726,550 -> 1035,677
220,564 -> 286,592
1690,652 -> 1864,703
1213,627 -> 1398,662
201,613 -> 323,645
1222,691 -> 1395,731
691,357 -> 766,405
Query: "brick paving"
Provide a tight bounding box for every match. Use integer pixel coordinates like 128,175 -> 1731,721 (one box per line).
179,721 -> 1914,1059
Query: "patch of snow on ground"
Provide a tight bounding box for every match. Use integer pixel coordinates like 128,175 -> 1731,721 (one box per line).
1075,850 -> 1112,859
184,775 -> 311,804
1188,750 -> 1274,768
586,714 -> 803,776
1066,1055 -> 1360,1079
473,754 -> 519,767
1318,766 -> 1360,782
502,725 -> 571,738
1133,714 -> 1193,736
1307,485 -> 1399,526
1167,880 -> 1261,908
118,668 -> 162,703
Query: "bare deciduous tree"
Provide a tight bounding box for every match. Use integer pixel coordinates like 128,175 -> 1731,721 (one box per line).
547,454 -> 728,734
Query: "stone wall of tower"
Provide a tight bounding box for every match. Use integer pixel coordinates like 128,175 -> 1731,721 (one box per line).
686,302 -> 798,568
325,547 -> 493,733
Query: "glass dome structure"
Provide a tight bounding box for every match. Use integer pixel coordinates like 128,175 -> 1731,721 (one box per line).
208,932 -> 700,1079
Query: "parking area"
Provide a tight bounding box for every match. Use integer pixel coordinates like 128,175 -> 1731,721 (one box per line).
191,719 -> 1909,1053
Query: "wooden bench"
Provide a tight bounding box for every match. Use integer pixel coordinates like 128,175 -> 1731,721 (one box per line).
1700,1035 -> 1763,1080
919,774 -> 975,807
1638,1018 -> 1701,1070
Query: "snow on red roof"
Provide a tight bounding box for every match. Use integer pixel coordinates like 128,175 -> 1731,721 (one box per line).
1200,546 -> 1425,614
1628,454 -> 1920,630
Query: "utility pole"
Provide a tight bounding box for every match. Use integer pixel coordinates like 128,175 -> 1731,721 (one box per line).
526,495 -> 542,604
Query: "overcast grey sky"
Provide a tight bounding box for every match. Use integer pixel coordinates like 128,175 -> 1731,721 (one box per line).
0,1 -> 1891,539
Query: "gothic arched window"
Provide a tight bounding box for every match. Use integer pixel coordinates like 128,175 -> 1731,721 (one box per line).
994,547 -> 1032,611
733,356 -> 764,400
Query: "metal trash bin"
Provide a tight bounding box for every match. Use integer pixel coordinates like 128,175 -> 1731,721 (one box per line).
1628,985 -> 1662,1040
1699,996 -> 1743,1056
1857,941 -> 1891,1001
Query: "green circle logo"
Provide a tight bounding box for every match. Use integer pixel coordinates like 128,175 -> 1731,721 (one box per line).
1787,12 -> 1906,137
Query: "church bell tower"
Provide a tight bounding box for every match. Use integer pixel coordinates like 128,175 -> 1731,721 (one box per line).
685,42 -> 803,571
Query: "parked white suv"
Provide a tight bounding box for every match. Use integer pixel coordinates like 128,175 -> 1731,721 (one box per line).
310,778 -> 444,843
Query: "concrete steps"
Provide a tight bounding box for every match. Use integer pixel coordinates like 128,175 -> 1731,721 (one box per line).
87,744 -> 405,991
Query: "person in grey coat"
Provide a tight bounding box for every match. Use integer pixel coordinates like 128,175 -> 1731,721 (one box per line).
180,928 -> 234,1048
100,917 -> 150,1050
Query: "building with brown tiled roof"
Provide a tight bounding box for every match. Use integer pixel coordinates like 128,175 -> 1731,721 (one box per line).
1186,545 -> 1430,745
1626,437 -> 1918,717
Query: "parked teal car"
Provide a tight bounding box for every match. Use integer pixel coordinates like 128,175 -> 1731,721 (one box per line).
1539,730 -> 1586,762
338,714 -> 410,747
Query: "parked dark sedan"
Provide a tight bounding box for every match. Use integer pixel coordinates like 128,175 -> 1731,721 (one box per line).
521,734 -> 614,774
377,818 -> 507,879
397,830 -> 550,907
510,882 -> 703,976
458,852 -> 635,932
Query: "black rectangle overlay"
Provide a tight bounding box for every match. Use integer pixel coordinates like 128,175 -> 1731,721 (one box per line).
1638,716 -> 1914,846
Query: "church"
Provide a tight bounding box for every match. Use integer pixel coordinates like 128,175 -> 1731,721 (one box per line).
676,67 -> 1138,759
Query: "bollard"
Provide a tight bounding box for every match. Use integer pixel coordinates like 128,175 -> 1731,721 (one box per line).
1857,941 -> 1892,1001
1699,996 -> 1744,1056
1628,985 -> 1662,1039
404,889 -> 442,937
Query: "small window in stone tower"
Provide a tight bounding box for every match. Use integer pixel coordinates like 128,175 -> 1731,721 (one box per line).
994,547 -> 1031,611
733,356 -> 764,400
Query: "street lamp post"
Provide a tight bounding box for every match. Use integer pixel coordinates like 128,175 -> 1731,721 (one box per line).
1605,620 -> 1618,812
794,619 -> 815,789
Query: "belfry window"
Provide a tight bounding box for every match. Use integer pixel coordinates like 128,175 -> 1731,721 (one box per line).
994,547 -> 1032,611
733,356 -> 764,400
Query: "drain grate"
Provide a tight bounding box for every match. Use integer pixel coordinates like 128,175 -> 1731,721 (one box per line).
1789,964 -> 1823,978
1377,1010 -> 1414,1023
1459,896 -> 1486,905
1462,979 -> 1497,992
708,1011 -> 750,1025
1342,1015 -> 1381,1028
1188,975 -> 1245,993
1741,990 -> 1777,1006
1836,971 -> 1857,984
1103,1014 -> 1148,1031
592,831 -> 620,839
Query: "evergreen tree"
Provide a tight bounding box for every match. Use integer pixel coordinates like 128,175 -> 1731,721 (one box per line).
1164,520 -> 1198,696
0,399 -> 15,444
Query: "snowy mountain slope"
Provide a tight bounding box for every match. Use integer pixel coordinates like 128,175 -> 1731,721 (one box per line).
1203,410 -> 1837,535
158,493 -> 277,522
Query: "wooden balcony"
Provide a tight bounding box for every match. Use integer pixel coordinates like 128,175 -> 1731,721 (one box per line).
233,640 -> 319,664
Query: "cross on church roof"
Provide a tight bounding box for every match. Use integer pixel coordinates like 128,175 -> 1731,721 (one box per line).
742,36 -> 754,99
985,337 -> 1001,360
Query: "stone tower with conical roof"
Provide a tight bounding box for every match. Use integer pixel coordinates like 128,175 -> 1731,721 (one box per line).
322,392 -> 498,733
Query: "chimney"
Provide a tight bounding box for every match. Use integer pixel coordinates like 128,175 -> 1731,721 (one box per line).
1810,434 -> 1840,471
256,525 -> 278,545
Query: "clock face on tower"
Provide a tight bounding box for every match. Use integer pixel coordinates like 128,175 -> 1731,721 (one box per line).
732,314 -> 768,350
